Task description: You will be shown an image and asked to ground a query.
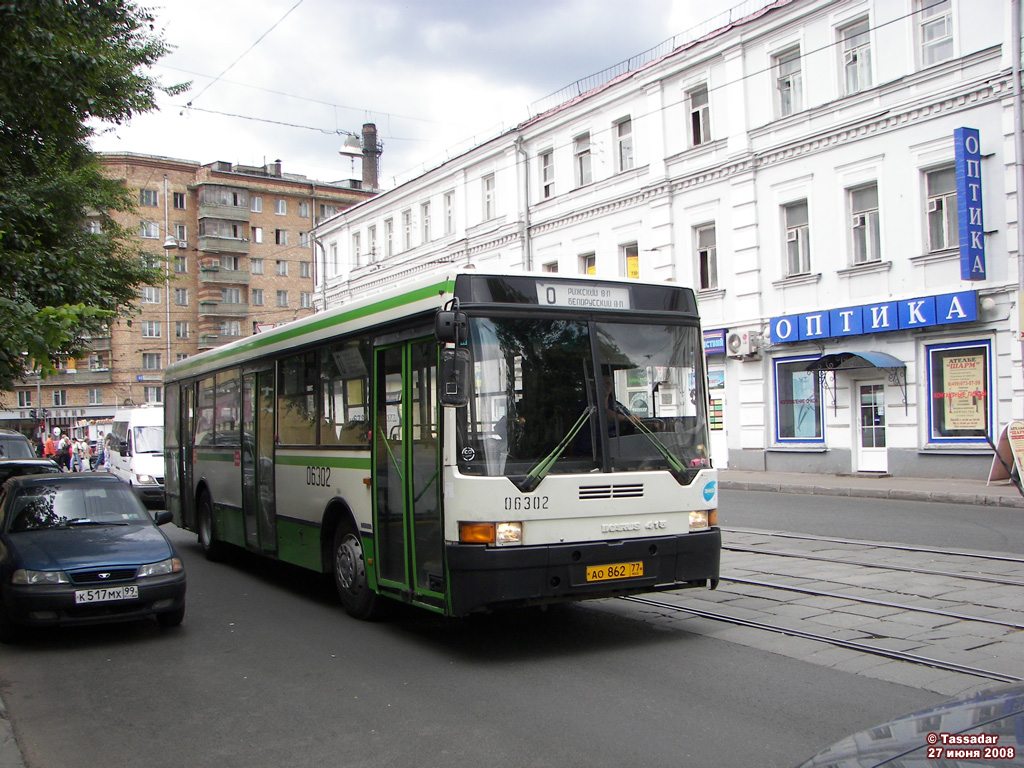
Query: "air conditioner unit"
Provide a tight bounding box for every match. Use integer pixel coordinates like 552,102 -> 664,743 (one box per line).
177,239 -> 188,249
726,330 -> 760,359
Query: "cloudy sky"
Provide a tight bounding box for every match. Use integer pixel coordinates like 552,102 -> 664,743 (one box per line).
89,0 -> 736,189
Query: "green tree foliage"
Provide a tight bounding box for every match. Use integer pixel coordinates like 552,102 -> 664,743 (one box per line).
0,0 -> 187,390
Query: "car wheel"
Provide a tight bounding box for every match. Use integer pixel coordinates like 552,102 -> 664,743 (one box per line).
333,522 -> 387,620
197,492 -> 226,561
156,604 -> 185,628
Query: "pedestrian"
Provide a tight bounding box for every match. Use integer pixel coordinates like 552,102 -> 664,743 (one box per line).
70,436 -> 82,472
95,431 -> 105,470
43,431 -> 56,461
56,432 -> 71,471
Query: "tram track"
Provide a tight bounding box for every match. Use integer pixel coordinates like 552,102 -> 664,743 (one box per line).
614,526 -> 1024,686
620,594 -> 1024,685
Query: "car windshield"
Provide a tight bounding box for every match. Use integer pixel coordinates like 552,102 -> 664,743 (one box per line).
132,426 -> 164,454
7,483 -> 151,532
0,440 -> 33,459
0,465 -> 58,485
456,316 -> 709,485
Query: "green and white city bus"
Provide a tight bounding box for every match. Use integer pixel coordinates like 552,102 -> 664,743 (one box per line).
163,272 -> 721,619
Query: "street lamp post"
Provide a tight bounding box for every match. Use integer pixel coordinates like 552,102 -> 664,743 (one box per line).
162,175 -> 178,370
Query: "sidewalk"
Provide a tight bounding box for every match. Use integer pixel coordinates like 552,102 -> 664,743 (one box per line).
718,468 -> 1024,508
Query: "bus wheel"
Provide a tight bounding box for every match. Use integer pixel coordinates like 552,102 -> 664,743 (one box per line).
333,522 -> 385,620
197,492 -> 225,562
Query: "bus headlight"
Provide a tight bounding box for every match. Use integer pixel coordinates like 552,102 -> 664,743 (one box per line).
459,522 -> 523,546
689,510 -> 710,531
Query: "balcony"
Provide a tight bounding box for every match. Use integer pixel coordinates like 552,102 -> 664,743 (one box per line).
198,203 -> 250,222
199,266 -> 251,285
198,301 -> 250,318
197,235 -> 250,254
42,368 -> 113,385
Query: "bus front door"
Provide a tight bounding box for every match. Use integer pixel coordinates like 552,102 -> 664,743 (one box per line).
373,339 -> 445,610
242,369 -> 277,554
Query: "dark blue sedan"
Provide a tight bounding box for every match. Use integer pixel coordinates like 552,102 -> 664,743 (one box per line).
0,474 -> 186,641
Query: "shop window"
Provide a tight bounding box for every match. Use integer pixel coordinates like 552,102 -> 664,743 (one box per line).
927,341 -> 991,443
774,356 -> 824,443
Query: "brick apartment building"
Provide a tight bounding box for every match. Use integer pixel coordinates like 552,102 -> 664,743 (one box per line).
3,128 -> 379,440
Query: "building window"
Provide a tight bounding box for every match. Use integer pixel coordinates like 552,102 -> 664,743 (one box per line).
616,118 -> 634,172
176,354 -> 189,362
275,199 -> 287,215
53,390 -> 67,407
444,193 -> 455,235
300,292 -> 312,309
696,224 -> 717,290
622,242 -> 639,279
688,85 -> 711,147
252,226 -> 263,244
385,218 -> 394,257
144,386 -> 162,405
221,287 -> 242,304
175,321 -> 189,339
220,255 -> 239,271
352,232 -> 362,265
252,289 -> 264,306
402,210 -> 412,249
774,47 -> 802,116
299,231 -> 309,248
784,201 -> 810,276
140,286 -> 160,304
17,391 -> 31,407
928,341 -> 990,443
775,356 -> 824,443
540,151 -> 555,199
579,253 -> 596,275
87,219 -> 102,235
330,243 -> 338,273
368,225 -> 377,261
920,0 -> 953,67
141,321 -> 161,338
421,202 -> 431,242
89,353 -> 108,370
926,167 -> 958,252
483,175 -> 496,220
319,204 -> 338,220
300,261 -> 311,278
542,262 -> 558,273
140,221 -> 159,239
139,189 -> 158,207
175,287 -> 188,306
220,321 -> 241,337
276,290 -> 289,307
276,259 -> 288,277
250,196 -> 263,213
173,192 -> 186,210
840,19 -> 871,95
850,183 -> 881,264
298,201 -> 310,218
574,134 -> 592,187
88,388 -> 102,406
251,258 -> 263,275
275,229 -> 288,246
142,353 -> 162,370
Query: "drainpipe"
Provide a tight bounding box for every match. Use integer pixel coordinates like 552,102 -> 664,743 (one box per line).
514,134 -> 533,271
1014,0 -> 1024,417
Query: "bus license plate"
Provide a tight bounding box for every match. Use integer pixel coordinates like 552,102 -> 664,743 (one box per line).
586,561 -> 644,582
74,586 -> 139,604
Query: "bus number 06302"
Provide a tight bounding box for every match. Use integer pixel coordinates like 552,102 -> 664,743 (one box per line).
306,466 -> 331,487
504,496 -> 549,511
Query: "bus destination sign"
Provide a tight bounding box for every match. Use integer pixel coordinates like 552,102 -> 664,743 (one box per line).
537,283 -> 631,310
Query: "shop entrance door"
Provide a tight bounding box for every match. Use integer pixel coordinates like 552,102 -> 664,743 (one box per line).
856,382 -> 887,473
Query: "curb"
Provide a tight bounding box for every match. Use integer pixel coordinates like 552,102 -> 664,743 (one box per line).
719,480 -> 1024,509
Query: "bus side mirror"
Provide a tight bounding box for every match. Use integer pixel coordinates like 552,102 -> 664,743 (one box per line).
439,348 -> 470,407
435,309 -> 467,345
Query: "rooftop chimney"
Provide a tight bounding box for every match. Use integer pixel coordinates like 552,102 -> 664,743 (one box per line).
361,123 -> 380,191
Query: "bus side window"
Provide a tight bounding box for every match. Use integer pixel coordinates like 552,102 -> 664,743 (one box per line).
278,350 -> 318,445
321,339 -> 370,446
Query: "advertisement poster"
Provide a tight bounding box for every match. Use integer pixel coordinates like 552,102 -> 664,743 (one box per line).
942,353 -> 986,431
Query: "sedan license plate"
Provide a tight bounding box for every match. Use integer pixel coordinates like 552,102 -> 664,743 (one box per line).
74,585 -> 139,604
586,561 -> 644,582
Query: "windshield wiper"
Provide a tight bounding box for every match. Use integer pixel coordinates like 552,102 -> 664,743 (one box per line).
617,410 -> 699,486
67,519 -> 129,527
510,406 -> 595,493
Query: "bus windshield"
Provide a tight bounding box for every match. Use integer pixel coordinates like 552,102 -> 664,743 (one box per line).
456,316 -> 709,485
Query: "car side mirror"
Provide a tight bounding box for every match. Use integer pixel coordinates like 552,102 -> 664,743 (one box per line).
439,348 -> 470,407
153,509 -> 173,526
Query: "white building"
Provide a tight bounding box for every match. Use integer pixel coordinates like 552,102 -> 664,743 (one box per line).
315,0 -> 1024,480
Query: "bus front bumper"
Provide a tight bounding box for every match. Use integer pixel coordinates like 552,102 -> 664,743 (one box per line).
445,529 -> 721,617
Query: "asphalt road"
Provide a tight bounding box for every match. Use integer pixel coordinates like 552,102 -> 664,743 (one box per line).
722,488 -> 1024,554
0,522 -> 947,768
